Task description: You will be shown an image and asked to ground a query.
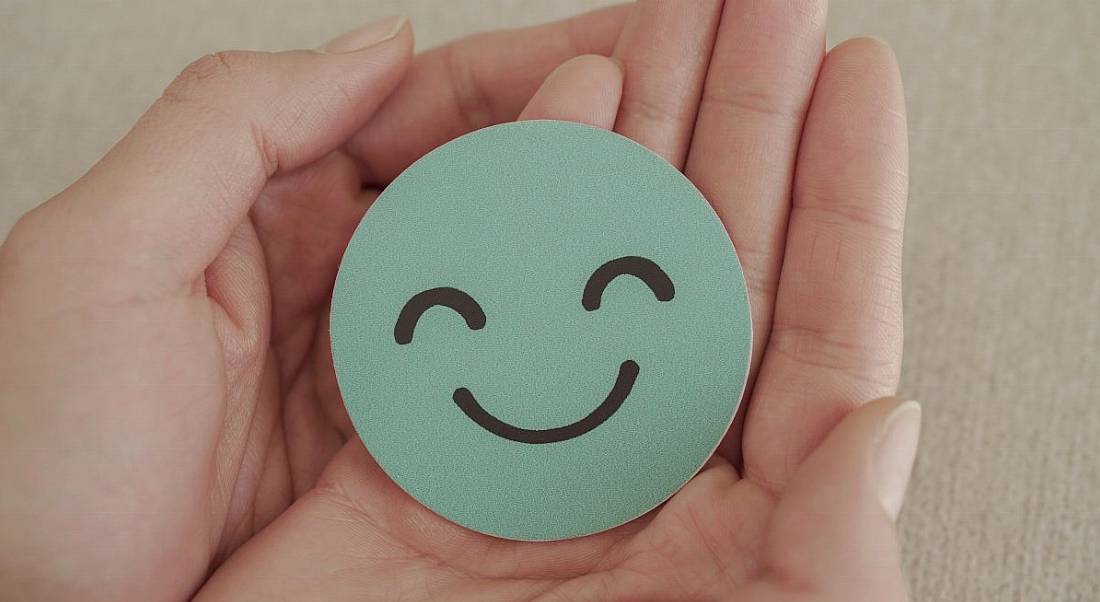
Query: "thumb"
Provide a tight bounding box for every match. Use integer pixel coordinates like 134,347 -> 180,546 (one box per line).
764,397 -> 921,600
44,16 -> 412,287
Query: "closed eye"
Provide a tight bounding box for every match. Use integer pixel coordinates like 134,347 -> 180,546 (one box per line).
395,287 -> 486,345
582,256 -> 675,311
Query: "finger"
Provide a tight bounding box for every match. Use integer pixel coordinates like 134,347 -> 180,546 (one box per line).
611,0 -> 723,167
682,1 -> 827,461
759,397 -> 919,600
518,54 -> 624,127
743,37 -> 909,491
347,5 -> 630,184
42,17 -> 413,289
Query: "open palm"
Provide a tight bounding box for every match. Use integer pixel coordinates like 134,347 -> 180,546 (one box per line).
0,3 -> 911,601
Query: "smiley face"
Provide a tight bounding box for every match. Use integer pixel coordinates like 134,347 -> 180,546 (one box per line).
331,121 -> 751,541
395,256 -> 673,444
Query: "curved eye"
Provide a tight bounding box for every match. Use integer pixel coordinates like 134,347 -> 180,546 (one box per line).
582,256 -> 675,311
395,287 -> 486,345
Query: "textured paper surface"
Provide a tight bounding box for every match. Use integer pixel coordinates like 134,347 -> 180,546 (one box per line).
331,121 -> 751,540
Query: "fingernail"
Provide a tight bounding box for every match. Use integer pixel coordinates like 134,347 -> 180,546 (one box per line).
322,15 -> 407,54
874,400 -> 921,522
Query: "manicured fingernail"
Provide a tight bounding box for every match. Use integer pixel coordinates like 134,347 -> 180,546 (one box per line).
874,400 -> 921,522
322,15 -> 407,54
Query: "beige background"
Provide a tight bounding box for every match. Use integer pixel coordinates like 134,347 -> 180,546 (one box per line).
3,1 -> 1099,599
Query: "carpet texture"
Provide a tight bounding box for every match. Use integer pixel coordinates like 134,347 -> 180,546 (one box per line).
3,1 -> 1098,599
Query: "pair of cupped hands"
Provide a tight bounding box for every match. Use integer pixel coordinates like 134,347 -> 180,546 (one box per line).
0,2 -> 916,600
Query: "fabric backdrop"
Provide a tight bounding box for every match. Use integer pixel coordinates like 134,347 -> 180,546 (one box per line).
3,1 -> 1098,599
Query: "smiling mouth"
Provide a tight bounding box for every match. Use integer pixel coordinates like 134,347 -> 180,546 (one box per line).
452,360 -> 640,444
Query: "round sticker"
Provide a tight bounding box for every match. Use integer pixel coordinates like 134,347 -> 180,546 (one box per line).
331,120 -> 751,541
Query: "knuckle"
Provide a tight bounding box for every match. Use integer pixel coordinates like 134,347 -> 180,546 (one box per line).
442,42 -> 494,129
770,317 -> 903,390
162,50 -> 251,104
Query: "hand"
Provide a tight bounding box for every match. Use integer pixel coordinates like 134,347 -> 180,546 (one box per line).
0,2 -> 913,601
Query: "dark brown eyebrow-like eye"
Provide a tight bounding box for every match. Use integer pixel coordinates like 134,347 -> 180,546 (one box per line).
394,287 -> 486,345
582,256 -> 675,311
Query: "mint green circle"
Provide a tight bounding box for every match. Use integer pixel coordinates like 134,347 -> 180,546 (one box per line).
331,121 -> 751,541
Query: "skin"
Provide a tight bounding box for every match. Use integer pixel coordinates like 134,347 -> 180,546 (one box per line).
0,2 -> 912,601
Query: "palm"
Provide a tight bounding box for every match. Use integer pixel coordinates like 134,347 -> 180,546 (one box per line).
288,443 -> 774,600
204,4 -> 906,600
229,127 -> 796,601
